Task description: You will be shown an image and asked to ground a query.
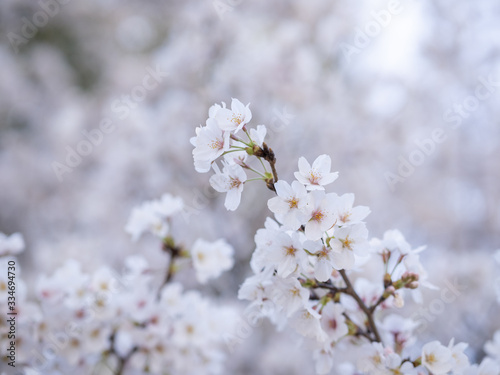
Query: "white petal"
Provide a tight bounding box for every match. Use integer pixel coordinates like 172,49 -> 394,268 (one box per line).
225,188 -> 242,211
313,154 -> 331,173
315,260 -> 332,282
331,248 -> 355,270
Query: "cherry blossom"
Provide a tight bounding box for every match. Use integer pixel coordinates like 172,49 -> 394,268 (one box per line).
209,161 -> 247,211
267,180 -> 308,230
191,238 -> 234,284
422,341 -> 453,375
192,118 -> 231,173
294,154 -> 339,191
125,194 -> 184,241
214,98 -> 252,133
266,230 -> 307,278
328,223 -> 369,270
303,190 -> 339,241
320,302 -> 349,342
333,193 -> 371,226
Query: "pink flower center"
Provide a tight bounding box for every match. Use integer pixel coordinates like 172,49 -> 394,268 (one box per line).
287,197 -> 299,209
231,113 -> 243,125
342,236 -> 353,250
285,246 -> 297,256
339,212 -> 351,223
210,138 -> 224,150
308,170 -> 321,185
329,318 -> 338,330
229,177 -> 242,189
311,209 -> 324,223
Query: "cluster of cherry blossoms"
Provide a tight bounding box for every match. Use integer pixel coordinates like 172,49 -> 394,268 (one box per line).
191,98 -> 277,210
17,257 -> 237,374
125,193 -> 234,284
0,193 -> 238,374
192,99 -> 500,375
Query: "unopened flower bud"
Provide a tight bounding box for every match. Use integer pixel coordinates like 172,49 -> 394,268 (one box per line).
407,281 -> 419,289
383,285 -> 396,298
403,272 -> 419,282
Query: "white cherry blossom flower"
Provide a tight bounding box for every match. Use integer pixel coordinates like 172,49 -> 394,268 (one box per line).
448,338 -> 470,373
422,341 -> 453,375
250,217 -> 282,272
303,191 -> 339,241
125,194 -> 184,241
125,201 -> 168,240
267,180 -> 308,230
304,240 -> 336,282
152,194 -> 184,217
209,161 -> 247,211
382,229 -> 412,254
334,193 -> 371,226
357,342 -> 390,375
250,124 -> 267,147
381,314 -> 419,351
223,149 -> 248,166
329,223 -> 369,270
314,346 -> 334,375
192,118 -> 231,173
238,267 -> 274,304
290,302 -> 327,342
321,302 -> 349,342
208,102 -> 225,119
214,98 -> 252,133
271,277 -> 310,317
266,231 -> 307,278
191,238 -> 234,284
294,154 -> 339,190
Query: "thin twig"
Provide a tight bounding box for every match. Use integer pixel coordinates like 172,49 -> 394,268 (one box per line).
106,331 -> 138,375
339,269 -> 382,343
369,294 -> 388,313
157,239 -> 182,299
342,311 -> 372,341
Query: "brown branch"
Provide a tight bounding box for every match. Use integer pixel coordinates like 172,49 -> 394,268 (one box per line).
369,294 -> 388,313
157,238 -> 182,299
254,142 -> 278,191
339,269 -> 382,343
114,348 -> 138,375
342,312 -> 372,341
106,331 -> 138,375
315,281 -> 347,295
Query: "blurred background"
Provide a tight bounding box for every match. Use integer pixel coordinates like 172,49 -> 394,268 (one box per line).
1,0 -> 499,373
